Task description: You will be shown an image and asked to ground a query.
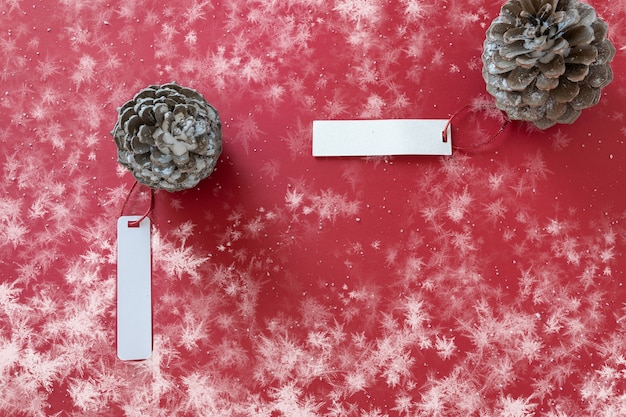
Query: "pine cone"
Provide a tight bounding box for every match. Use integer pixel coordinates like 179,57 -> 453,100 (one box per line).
112,82 -> 222,191
482,0 -> 615,129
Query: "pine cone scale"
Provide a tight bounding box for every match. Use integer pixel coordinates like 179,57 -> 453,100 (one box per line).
562,25 -> 594,46
501,42 -> 534,59
139,106 -> 156,125
595,40 -> 616,65
566,45 -> 598,65
565,64 -> 590,82
536,73 -> 560,90
587,65 -> 612,89
556,105 -> 581,124
592,20 -> 608,41
571,83 -> 601,110
518,0 -> 538,15
537,55 -> 565,78
506,67 -> 539,91
503,27 -> 528,43
577,4 -> 596,26
552,78 -> 580,103
545,98 -> 568,120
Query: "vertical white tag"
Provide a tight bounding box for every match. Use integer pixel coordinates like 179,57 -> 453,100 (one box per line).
312,119 -> 452,156
117,216 -> 152,360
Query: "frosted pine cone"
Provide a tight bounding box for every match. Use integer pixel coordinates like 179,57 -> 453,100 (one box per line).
112,83 -> 222,191
482,0 -> 615,129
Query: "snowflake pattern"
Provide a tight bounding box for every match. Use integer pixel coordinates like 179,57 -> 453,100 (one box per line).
1,0 -> 626,416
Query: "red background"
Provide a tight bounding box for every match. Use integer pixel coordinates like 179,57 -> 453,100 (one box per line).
1,0 -> 625,415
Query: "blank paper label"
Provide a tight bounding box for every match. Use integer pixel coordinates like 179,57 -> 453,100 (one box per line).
117,216 -> 152,361
312,119 -> 452,156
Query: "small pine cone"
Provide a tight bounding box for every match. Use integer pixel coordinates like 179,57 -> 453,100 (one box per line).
482,0 -> 616,129
112,82 -> 222,191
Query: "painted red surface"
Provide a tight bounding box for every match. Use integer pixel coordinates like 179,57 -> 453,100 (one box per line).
1,1 -> 625,415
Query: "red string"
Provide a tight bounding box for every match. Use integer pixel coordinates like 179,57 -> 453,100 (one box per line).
119,181 -> 139,218
442,105 -> 471,143
128,189 -> 153,228
119,181 -> 154,228
442,105 -> 510,151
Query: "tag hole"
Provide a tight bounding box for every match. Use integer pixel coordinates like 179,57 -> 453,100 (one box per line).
128,221 -> 140,228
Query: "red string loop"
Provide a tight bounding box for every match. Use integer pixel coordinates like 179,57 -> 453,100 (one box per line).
442,105 -> 510,151
442,104 -> 471,143
119,181 -> 154,228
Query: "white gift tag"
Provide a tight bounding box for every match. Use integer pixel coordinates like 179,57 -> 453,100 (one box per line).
117,216 -> 152,360
312,119 -> 452,156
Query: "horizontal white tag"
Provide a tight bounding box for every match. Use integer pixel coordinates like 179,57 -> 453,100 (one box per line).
117,216 -> 152,361
312,119 -> 452,157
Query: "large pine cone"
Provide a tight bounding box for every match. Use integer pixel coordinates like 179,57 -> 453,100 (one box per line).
482,0 -> 615,129
112,83 -> 222,191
